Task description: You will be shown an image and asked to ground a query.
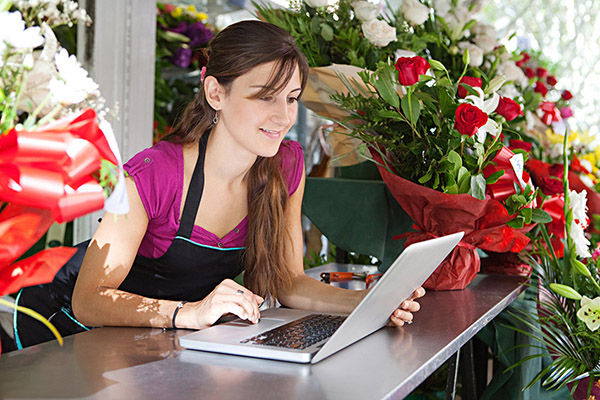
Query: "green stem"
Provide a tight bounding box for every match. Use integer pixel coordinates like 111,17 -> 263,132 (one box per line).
36,104 -> 63,126
477,128 -> 501,174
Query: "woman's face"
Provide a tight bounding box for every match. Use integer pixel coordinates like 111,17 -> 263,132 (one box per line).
216,61 -> 302,158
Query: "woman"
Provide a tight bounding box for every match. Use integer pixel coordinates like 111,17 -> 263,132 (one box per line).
69,20 -> 424,331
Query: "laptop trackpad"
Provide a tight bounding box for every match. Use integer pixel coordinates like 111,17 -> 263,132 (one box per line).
225,318 -> 286,328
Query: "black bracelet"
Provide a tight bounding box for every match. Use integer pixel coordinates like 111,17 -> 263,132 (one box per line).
172,301 -> 188,329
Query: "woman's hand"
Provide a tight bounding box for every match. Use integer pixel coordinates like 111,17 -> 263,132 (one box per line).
177,279 -> 263,330
388,287 -> 426,327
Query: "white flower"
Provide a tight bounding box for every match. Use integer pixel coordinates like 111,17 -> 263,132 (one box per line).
401,0 -> 430,26
570,189 -> 589,229
473,34 -> 497,53
361,19 -> 396,48
352,1 -> 379,22
463,87 -> 500,142
471,22 -> 496,39
458,41 -> 484,67
497,61 -> 528,87
499,83 -> 519,99
304,0 -> 328,8
570,221 -> 591,258
48,48 -> 98,105
0,11 -> 44,50
395,49 -> 417,59
431,0 -> 451,17
577,296 -> 600,332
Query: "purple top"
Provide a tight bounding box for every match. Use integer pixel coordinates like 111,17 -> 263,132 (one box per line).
124,140 -> 304,259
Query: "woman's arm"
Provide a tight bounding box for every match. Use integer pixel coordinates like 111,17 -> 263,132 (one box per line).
72,177 -> 261,329
277,168 -> 424,326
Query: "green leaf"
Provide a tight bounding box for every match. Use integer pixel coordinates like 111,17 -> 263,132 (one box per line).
521,207 -> 532,224
376,109 -> 404,120
447,150 -> 462,174
374,76 -> 399,108
457,167 -> 470,193
549,283 -> 582,301
485,170 -> 504,184
469,174 -> 486,200
310,16 -> 322,34
400,94 -> 421,126
320,24 -> 334,41
508,217 -> 524,229
532,208 -> 552,223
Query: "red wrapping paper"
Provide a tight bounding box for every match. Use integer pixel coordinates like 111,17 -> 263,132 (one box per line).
0,109 -> 111,222
374,152 -> 531,290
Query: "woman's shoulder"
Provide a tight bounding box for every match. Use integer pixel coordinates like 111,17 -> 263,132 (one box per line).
279,140 -> 304,196
123,140 -> 183,220
124,140 -> 182,176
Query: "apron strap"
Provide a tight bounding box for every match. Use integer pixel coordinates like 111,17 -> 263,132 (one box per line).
177,133 -> 209,238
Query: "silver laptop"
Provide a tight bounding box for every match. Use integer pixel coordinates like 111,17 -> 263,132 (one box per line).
179,232 -> 463,364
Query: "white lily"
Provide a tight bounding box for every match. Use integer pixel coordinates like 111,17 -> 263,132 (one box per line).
463,87 -> 500,142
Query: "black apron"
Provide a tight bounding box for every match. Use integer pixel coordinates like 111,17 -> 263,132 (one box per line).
8,134 -> 245,350
119,133 -> 245,301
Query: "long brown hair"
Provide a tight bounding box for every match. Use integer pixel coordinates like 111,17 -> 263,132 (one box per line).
164,21 -> 309,302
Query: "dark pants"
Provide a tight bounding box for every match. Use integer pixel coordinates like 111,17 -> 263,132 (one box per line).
1,241 -> 91,352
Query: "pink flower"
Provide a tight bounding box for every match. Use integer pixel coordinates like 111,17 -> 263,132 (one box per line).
560,106 -> 574,119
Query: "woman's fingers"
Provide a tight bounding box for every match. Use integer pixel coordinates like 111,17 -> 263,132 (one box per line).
400,299 -> 421,313
410,287 -> 426,300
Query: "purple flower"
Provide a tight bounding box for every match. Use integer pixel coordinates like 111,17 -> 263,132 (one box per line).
166,21 -> 188,35
186,22 -> 213,47
170,47 -> 192,68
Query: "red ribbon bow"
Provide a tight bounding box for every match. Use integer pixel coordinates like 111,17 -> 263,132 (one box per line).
0,109 -> 115,222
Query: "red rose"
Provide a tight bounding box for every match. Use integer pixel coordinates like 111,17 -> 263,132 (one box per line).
509,139 -> 532,152
536,67 -> 547,78
546,75 -> 557,86
164,4 -> 175,12
516,52 -> 530,67
562,90 -> 573,100
548,163 -> 564,179
534,81 -> 548,97
524,67 -> 535,78
539,177 -> 564,196
495,96 -> 523,121
457,76 -> 483,98
394,56 -> 431,86
454,103 -> 488,137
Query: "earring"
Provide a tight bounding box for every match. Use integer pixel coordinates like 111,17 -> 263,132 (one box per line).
212,111 -> 219,125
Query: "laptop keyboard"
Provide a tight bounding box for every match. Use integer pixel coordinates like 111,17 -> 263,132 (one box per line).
240,314 -> 346,350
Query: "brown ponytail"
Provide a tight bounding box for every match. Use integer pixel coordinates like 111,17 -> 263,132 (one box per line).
163,21 -> 309,302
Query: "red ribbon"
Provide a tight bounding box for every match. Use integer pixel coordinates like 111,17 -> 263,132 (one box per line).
0,109 -> 112,222
483,146 -> 535,204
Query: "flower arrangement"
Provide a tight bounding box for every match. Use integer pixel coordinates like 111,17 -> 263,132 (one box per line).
511,134 -> 600,398
329,53 -> 547,289
254,0 -> 399,70
154,2 -> 213,142
0,0 -> 126,352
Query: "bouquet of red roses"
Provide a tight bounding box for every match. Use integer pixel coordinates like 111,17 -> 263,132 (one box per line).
332,54 -> 549,290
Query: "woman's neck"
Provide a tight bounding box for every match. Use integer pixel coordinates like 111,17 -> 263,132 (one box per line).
203,127 -> 257,186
